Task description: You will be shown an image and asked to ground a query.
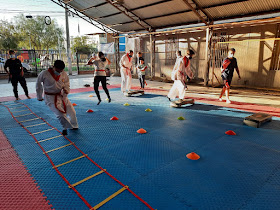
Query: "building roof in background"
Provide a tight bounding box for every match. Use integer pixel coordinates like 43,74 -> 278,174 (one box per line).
51,0 -> 280,34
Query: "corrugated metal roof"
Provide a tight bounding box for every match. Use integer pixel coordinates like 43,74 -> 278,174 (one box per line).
55,0 -> 280,33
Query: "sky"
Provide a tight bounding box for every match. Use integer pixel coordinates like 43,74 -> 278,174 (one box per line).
0,0 -> 103,37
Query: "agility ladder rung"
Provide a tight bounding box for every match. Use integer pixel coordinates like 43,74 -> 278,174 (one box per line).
19,117 -> 40,123
9,106 -> 26,110
91,186 -> 129,210
14,113 -> 33,117
53,154 -> 87,168
69,169 -> 106,188
44,142 -> 74,154
12,109 -> 29,113
25,122 -> 47,128
37,134 -> 63,143
31,128 -> 55,135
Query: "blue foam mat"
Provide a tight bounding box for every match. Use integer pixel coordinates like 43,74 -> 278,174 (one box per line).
1,89 -> 280,209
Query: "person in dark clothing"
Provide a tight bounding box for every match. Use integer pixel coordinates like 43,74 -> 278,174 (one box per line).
219,48 -> 241,104
87,52 -> 111,105
4,50 -> 31,100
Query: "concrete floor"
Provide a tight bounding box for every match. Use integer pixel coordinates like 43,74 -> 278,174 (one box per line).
1,74 -> 280,107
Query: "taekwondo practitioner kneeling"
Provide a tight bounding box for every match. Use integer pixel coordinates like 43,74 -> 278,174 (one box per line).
167,50 -> 195,102
36,60 -> 78,136
120,50 -> 133,94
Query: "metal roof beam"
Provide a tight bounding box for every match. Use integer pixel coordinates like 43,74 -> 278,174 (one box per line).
103,0 -> 153,31
191,0 -> 213,23
80,2 -> 108,12
96,0 -> 172,19
203,0 -> 249,9
111,0 -> 250,29
181,0 -> 208,25
50,0 -> 117,34
215,9 -> 280,22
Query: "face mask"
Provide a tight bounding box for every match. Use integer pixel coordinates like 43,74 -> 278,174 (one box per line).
189,57 -> 192,60
228,54 -> 233,58
129,55 -> 132,58
10,55 -> 16,58
54,70 -> 60,76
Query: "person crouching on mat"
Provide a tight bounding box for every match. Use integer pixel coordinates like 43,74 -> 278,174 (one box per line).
36,60 -> 78,136
167,50 -> 195,102
137,57 -> 147,89
219,48 -> 241,104
88,52 -> 111,105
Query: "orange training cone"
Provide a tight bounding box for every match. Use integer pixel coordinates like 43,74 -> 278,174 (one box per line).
225,130 -> 236,135
137,128 -> 147,134
87,109 -> 94,113
110,116 -> 119,120
186,152 -> 200,160
72,103 -> 77,106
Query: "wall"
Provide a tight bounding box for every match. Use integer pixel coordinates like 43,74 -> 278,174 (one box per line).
126,23 -> 280,88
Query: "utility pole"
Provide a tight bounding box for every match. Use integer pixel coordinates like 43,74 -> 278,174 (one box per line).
65,4 -> 72,75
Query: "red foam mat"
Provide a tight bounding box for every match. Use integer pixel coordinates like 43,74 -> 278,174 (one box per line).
0,129 -> 52,210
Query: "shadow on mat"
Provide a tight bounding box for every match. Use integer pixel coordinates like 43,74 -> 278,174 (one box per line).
133,94 -> 162,98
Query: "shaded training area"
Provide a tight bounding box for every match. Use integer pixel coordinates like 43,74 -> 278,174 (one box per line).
1,87 -> 280,209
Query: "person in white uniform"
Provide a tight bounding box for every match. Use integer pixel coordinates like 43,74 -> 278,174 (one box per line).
87,51 -> 111,105
120,50 -> 133,93
36,60 -> 78,136
167,50 -> 195,102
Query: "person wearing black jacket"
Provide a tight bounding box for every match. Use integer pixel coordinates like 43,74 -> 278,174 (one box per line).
4,50 -> 31,100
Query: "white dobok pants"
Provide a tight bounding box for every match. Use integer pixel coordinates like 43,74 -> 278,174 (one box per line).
168,80 -> 185,100
120,68 -> 132,92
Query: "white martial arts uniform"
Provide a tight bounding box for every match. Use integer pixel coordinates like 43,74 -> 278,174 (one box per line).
168,56 -> 193,100
120,53 -> 133,92
36,68 -> 78,130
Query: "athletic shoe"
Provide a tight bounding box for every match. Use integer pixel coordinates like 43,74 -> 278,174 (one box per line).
226,99 -> 231,104
62,129 -> 68,135
219,98 -> 222,101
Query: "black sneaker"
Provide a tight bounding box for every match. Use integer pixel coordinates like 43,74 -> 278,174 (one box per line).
71,128 -> 79,130
62,129 -> 68,136
97,100 -> 101,105
108,98 -> 111,103
167,96 -> 171,101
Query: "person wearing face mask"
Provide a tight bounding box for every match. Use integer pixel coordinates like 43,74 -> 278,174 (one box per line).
4,50 -> 31,100
167,50 -> 195,102
87,51 -> 111,105
36,60 -> 78,136
219,48 -> 241,104
120,50 -> 133,94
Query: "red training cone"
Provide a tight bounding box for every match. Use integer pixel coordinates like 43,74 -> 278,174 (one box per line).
110,116 -> 119,120
186,152 -> 200,160
87,109 -> 94,113
225,130 -> 236,135
72,103 -> 77,106
137,128 -> 147,134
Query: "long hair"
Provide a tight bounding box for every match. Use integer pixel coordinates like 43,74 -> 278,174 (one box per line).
98,52 -> 106,62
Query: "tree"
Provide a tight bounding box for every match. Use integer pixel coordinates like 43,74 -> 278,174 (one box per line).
15,14 -> 64,50
0,20 -> 21,50
71,36 -> 97,54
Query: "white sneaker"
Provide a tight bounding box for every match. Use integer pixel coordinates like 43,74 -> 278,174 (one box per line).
226,99 -> 231,104
219,98 -> 222,101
